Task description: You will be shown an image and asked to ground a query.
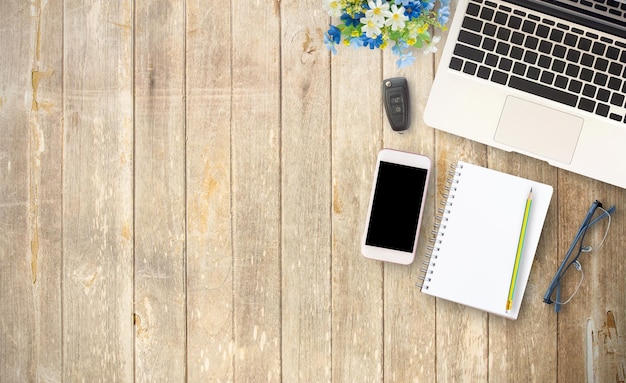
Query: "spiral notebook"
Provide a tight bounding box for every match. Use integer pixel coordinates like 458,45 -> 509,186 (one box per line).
419,161 -> 553,320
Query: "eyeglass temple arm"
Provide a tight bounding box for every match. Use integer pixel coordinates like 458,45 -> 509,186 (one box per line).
542,201 -> 615,308
553,204 -> 615,312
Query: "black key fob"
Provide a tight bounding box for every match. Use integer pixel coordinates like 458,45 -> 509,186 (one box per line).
382,77 -> 410,132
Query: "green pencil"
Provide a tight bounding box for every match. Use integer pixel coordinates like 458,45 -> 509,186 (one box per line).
506,188 -> 533,313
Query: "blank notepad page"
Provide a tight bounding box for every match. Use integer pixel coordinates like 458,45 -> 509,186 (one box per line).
421,161 -> 553,319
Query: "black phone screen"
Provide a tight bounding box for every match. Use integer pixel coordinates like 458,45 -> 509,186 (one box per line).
365,161 -> 428,252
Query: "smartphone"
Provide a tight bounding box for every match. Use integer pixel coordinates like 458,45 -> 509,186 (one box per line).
361,149 -> 431,265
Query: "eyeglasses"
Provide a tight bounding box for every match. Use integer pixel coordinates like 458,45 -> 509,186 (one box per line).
543,200 -> 616,313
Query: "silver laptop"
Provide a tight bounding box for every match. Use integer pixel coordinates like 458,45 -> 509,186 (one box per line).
425,0 -> 626,189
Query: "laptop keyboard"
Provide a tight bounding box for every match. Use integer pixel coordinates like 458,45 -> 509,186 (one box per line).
449,0 -> 626,123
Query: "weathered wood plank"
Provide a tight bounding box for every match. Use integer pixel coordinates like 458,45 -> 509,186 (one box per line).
331,47 -> 384,382
62,1 -> 134,380
231,1 -> 282,381
381,49 -> 437,382
556,173 -> 626,382
134,1 -> 186,381
0,1 -> 63,381
280,1 -> 332,381
185,0 -> 234,381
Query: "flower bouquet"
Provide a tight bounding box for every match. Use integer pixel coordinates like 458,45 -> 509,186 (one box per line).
323,0 -> 451,67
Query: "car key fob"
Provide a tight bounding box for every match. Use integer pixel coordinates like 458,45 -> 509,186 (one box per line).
382,77 -> 410,132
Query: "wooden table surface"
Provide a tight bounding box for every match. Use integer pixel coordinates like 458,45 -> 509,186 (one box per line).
2,1 -> 625,382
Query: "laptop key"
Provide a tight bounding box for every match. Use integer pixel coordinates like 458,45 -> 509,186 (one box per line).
464,61 -> 478,75
454,44 -> 485,62
485,53 -> 499,67
597,88 -> 610,102
509,75 -> 578,107
483,23 -> 497,36
527,66 -> 541,80
596,103 -> 610,117
462,16 -> 483,32
481,7 -> 495,21
578,98 -> 595,112
552,45 -> 567,58
564,33 -> 578,47
583,84 -> 596,97
538,40 -> 552,53
522,20 -> 536,34
459,30 -> 482,47
555,75 -> 568,89
566,63 -> 580,77
494,11 -> 508,25
508,16 -> 522,29
549,29 -> 564,43
608,77 -> 622,90
536,24 -> 550,38
450,57 -> 464,71
491,70 -> 508,84
477,65 -> 492,79
513,62 -> 527,75
466,2 -> 480,16
578,37 -> 592,51
569,79 -> 583,93
511,32 -> 525,45
608,62 -> 623,76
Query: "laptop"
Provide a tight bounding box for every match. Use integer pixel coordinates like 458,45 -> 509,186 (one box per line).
424,0 -> 626,189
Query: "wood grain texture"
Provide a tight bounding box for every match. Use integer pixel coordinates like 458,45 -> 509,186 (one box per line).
185,1 -> 234,381
280,1 -> 332,382
1,1 -> 63,381
556,173 -> 626,383
231,1 -> 282,381
331,47 -> 384,382
62,1 -> 134,380
134,0 -> 186,381
0,0 -> 625,381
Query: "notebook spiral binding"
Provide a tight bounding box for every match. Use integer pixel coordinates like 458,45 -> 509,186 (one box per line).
416,162 -> 463,290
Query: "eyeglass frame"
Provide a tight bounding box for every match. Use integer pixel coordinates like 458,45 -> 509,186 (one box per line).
543,200 -> 616,313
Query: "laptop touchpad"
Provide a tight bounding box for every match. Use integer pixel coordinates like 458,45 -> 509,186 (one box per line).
494,96 -> 583,164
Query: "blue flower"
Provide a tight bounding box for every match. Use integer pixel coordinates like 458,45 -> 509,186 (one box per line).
362,34 -> 384,49
421,0 -> 436,11
324,33 -> 338,54
394,0 -> 413,6
327,24 -> 342,44
397,52 -> 416,68
437,5 -> 450,25
349,36 -> 365,49
324,25 -> 342,54
341,12 -> 364,27
392,40 -> 409,55
404,2 -> 422,19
